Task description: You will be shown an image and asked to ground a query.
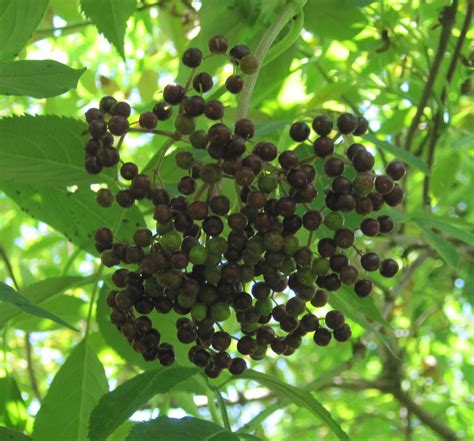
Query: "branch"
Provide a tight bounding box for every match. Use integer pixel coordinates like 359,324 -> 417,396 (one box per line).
25,332 -> 43,402
404,1 -> 458,152
236,0 -> 306,120
422,1 -> 472,209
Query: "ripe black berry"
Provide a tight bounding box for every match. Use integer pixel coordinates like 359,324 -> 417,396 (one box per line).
380,258 -> 399,278
163,83 -> 186,105
289,122 -> 310,142
182,48 -> 202,68
225,75 -> 244,94
312,115 -> 333,136
209,35 -> 228,53
337,113 -> 358,134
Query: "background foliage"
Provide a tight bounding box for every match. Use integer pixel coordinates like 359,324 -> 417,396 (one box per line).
0,0 -> 473,440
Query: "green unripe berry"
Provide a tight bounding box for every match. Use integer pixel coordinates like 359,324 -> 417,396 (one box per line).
156,222 -> 173,235
178,292 -> 197,308
200,164 -> 222,184
160,231 -> 181,252
283,235 -> 300,256
189,245 -> 208,265
246,237 -> 265,255
353,173 -> 374,195
280,256 -> 296,275
258,174 -> 278,193
297,267 -> 316,286
255,298 -> 273,315
206,253 -> 221,267
175,151 -> 194,169
191,303 -> 207,321
211,302 -> 231,322
175,115 -> 196,135
324,212 -> 344,231
241,322 -> 259,333
158,270 -> 182,288
264,231 -> 284,251
207,236 -> 227,255
190,129 -> 209,149
240,55 -> 259,74
312,257 -> 330,276
243,249 -> 261,265
241,265 -> 255,283
204,267 -> 221,285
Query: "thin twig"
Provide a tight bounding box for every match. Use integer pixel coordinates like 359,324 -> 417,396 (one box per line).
0,245 -> 20,290
404,1 -> 458,152
422,1 -> 472,209
25,333 -> 43,402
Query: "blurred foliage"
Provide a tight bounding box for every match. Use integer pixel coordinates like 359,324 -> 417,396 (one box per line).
0,0 -> 473,440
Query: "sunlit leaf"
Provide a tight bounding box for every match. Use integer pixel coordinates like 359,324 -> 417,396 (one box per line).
89,367 -> 199,441
33,339 -> 109,441
0,282 -> 78,331
0,60 -> 85,98
125,416 -> 240,441
0,0 -> 48,60
0,376 -> 29,430
81,0 -> 137,59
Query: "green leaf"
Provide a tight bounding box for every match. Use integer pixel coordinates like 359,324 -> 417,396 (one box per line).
33,339 -> 109,441
411,215 -> 474,247
431,152 -> 460,197
88,366 -> 199,441
0,376 -> 29,430
304,0 -> 367,40
420,227 -> 459,269
1,183 -> 144,256
0,116 -> 98,186
364,133 -> 429,174
0,0 -> 49,60
0,276 -> 87,327
0,60 -> 85,98
241,370 -> 350,441
13,295 -> 87,332
125,416 -> 240,441
81,0 -> 137,59
0,282 -> 78,331
0,427 -> 31,441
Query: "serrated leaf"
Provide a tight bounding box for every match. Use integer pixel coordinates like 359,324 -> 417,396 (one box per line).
88,367 -> 199,441
421,227 -> 459,268
0,276 -> 87,327
0,376 -> 29,430
33,340 -> 109,441
1,184 -> 144,255
241,370 -> 350,441
0,282 -> 78,331
0,427 -> 31,441
0,0 -> 49,60
81,0 -> 137,59
125,416 -> 240,441
0,116 -> 98,186
0,60 -> 85,98
0,115 -> 144,254
364,133 -> 430,174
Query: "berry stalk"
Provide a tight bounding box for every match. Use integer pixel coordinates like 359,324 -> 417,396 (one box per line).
235,0 -> 307,120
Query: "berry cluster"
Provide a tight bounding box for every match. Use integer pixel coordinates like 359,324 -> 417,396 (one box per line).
83,35 -> 406,377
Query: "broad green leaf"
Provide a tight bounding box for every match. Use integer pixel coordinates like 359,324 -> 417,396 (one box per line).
242,370 -> 350,441
0,184 -> 144,256
421,227 -> 459,269
13,295 -> 87,332
0,376 -> 29,430
304,0 -> 367,40
0,0 -> 48,60
0,116 -> 97,186
137,69 -> 158,103
411,215 -> 474,247
0,276 -> 87,327
431,152 -> 460,197
364,133 -> 430,174
32,340 -> 109,441
0,60 -> 85,98
0,427 -> 31,441
81,0 -> 137,59
88,367 -> 199,441
0,282 -> 78,331
125,416 -> 240,441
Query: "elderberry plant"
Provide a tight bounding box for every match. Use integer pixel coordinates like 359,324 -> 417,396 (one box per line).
83,35 -> 406,378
